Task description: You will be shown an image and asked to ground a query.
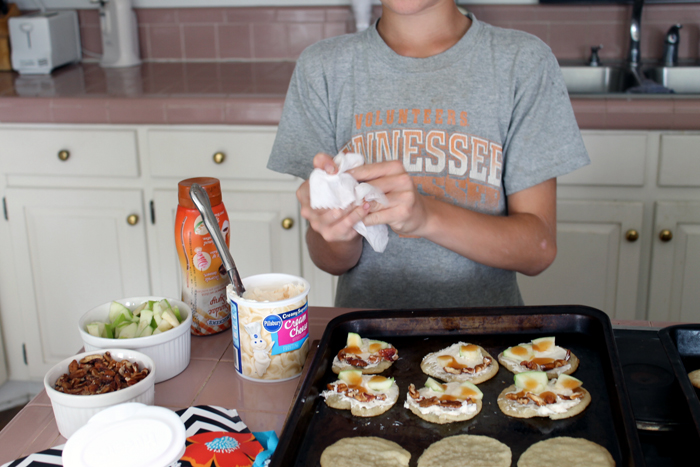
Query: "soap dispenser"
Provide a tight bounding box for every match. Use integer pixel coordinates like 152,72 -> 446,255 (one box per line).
352,0 -> 372,32
94,0 -> 141,68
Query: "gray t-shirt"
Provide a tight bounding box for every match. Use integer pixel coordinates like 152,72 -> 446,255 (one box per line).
267,14 -> 590,309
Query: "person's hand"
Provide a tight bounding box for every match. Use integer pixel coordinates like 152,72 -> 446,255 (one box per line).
296,153 -> 370,243
348,160 -> 430,237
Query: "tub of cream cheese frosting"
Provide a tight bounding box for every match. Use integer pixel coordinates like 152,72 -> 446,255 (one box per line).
227,273 -> 310,382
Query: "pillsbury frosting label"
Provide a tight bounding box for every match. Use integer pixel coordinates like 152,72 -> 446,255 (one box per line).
267,303 -> 309,356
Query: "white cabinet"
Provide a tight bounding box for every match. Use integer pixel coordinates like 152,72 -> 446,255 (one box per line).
520,130 -> 700,322
4,188 -> 150,378
648,202 -> 700,322
0,123 -> 308,381
518,200 -> 643,320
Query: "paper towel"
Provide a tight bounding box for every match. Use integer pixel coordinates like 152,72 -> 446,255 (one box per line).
309,153 -> 389,252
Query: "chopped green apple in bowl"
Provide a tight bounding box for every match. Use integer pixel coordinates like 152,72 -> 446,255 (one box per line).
85,299 -> 184,339
78,296 -> 193,383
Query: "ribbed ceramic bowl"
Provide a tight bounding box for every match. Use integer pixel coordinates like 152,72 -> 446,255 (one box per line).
44,348 -> 155,439
78,297 -> 191,383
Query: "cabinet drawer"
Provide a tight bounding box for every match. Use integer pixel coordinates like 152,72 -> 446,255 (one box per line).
558,132 -> 647,186
147,127 -> 294,181
0,128 -> 139,177
658,134 -> 700,187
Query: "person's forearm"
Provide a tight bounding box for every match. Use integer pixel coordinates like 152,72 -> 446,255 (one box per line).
418,197 -> 556,276
306,226 -> 363,276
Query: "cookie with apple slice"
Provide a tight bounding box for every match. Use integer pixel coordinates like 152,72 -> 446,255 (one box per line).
332,332 -> 398,374
498,336 -> 579,377
322,369 -> 399,417
497,371 -> 591,420
420,342 -> 498,384
404,377 -> 483,424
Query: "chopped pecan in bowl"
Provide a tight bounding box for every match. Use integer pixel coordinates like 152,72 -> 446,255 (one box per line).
54,351 -> 150,395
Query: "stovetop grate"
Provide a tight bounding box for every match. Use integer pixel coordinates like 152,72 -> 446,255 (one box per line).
614,328 -> 699,466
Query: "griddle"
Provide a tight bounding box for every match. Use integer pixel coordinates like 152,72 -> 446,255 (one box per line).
271,306 -> 645,467
658,324 -> 700,438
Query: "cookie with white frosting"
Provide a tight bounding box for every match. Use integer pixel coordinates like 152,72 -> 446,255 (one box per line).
404,377 -> 482,424
497,371 -> 591,420
498,336 -> 579,377
322,369 -> 399,417
420,342 -> 498,384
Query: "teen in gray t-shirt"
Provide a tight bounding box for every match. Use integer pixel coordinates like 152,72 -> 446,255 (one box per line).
267,12 -> 589,309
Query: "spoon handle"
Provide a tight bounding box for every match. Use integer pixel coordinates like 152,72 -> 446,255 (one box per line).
189,183 -> 246,296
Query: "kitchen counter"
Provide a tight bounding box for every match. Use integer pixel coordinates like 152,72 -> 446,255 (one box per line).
1,62 -> 699,129
0,306 -> 683,466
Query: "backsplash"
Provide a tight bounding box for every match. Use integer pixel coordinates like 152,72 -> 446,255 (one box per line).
75,4 -> 698,64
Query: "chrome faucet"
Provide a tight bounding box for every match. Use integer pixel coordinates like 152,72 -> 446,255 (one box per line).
662,24 -> 682,67
627,0 -> 644,70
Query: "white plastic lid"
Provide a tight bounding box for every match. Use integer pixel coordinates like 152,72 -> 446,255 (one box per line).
62,403 -> 186,467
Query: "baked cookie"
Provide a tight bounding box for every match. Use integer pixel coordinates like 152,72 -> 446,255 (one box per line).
498,336 -> 579,377
404,377 -> 483,424
332,332 -> 398,374
320,436 -> 410,467
497,371 -> 591,420
322,369 -> 399,417
688,369 -> 700,389
518,437 -> 615,467
417,434 -> 511,467
420,342 -> 498,384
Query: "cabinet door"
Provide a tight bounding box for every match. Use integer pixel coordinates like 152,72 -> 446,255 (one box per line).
518,200 -> 643,320
648,202 -> 700,322
5,188 -> 150,378
152,190 -> 301,300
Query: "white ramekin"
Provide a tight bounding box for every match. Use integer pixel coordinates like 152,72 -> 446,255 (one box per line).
44,348 -> 156,439
78,296 -> 191,383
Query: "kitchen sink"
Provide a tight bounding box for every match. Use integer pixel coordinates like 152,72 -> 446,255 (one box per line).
559,65 -> 630,94
645,66 -> 700,94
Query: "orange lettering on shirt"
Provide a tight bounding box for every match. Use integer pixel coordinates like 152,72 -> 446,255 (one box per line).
376,110 -> 384,126
403,129 -> 423,172
375,131 -> 392,162
460,111 -> 469,127
392,130 -> 401,161
386,109 -> 395,124
355,114 -> 363,130
425,130 -> 446,174
470,137 -> 489,182
352,134 -> 366,157
447,110 -> 456,125
365,112 -> 373,127
423,109 -> 431,124
365,132 -> 376,163
398,109 -> 408,124
436,109 -> 444,124
487,143 -> 503,187
412,109 -> 421,124
448,133 -> 469,177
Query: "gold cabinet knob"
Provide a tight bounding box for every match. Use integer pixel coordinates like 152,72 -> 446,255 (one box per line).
58,150 -> 70,161
659,229 -> 673,242
213,152 -> 226,164
281,217 -> 294,230
625,229 -> 639,242
127,214 -> 139,226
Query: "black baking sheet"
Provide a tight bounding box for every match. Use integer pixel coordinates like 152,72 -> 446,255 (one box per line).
658,324 -> 700,439
272,306 -> 644,467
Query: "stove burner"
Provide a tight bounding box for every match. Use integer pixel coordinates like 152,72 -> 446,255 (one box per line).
624,363 -> 675,388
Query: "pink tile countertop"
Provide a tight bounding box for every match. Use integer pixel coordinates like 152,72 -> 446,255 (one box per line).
0,306 -> 686,465
1,62 -> 700,129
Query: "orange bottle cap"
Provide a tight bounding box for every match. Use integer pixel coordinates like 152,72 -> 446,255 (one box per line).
178,177 -> 223,209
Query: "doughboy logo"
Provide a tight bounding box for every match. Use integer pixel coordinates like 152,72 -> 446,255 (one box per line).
262,315 -> 283,333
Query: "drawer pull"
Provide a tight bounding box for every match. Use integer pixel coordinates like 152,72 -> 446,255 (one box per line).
659,229 -> 673,242
281,217 -> 294,230
58,150 -> 70,161
213,152 -> 226,164
625,229 -> 639,242
127,214 -> 139,226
